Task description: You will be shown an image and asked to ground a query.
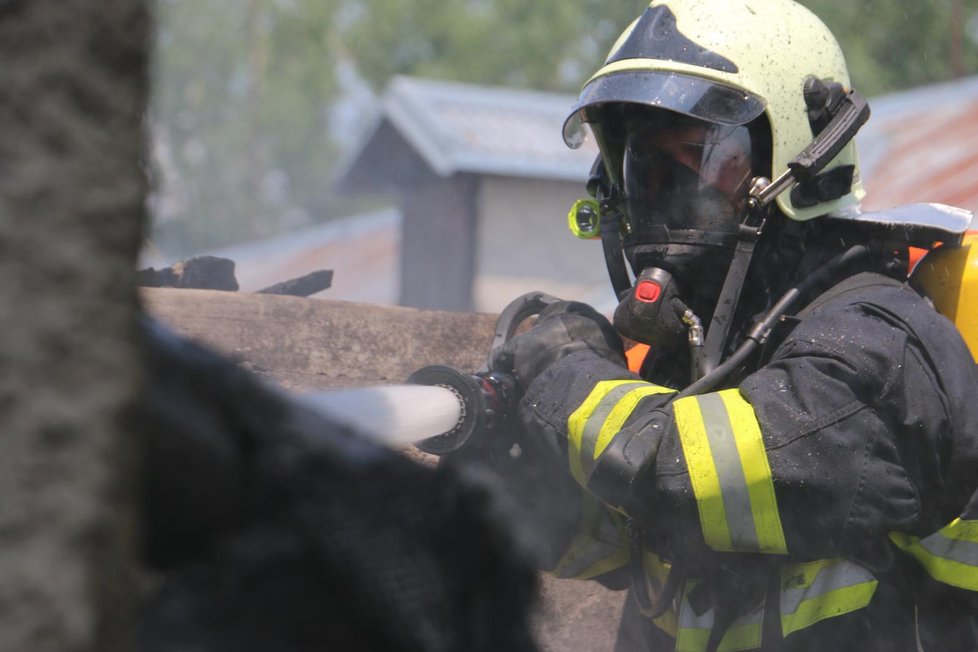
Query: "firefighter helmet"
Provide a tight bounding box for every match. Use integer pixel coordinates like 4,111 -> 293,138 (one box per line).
564,0 -> 865,222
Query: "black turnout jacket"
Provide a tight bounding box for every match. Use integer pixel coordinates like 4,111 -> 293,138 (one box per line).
520,273 -> 978,651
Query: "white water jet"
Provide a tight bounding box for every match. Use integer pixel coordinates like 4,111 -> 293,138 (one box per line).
298,384 -> 464,447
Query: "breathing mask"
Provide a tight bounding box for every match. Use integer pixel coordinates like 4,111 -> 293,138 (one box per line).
609,110 -> 763,349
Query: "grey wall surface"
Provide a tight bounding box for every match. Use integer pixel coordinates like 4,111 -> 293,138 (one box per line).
400,174 -> 479,312
0,1 -> 149,650
475,176 -> 610,313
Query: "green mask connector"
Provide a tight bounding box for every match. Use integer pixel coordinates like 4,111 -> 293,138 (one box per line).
568,198 -> 601,240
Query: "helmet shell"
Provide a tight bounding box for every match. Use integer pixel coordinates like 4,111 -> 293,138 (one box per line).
566,0 -> 865,220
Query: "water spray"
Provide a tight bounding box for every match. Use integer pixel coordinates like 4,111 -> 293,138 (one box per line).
404,365 -> 517,455
296,384 -> 468,448
300,291 -> 560,454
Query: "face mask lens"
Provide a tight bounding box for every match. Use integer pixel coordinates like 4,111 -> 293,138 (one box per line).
699,126 -> 753,202
622,120 -> 754,236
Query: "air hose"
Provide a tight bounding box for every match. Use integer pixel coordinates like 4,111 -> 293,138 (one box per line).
677,244 -> 870,398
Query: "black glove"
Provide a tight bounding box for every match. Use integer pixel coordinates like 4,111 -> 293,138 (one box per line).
491,300 -> 626,390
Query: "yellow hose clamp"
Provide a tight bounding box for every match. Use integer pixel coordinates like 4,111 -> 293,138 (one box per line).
568,198 -> 601,240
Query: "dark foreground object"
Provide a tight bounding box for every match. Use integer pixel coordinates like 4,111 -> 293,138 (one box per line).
138,320 -> 539,652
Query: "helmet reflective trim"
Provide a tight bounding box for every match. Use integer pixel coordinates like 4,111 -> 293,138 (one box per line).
607,5 -> 737,74
563,71 -> 766,148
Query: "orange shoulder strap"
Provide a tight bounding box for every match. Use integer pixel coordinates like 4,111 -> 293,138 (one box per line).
625,343 -> 650,373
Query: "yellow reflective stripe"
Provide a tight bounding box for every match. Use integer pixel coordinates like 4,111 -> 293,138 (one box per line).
890,518 -> 978,590
721,391 -> 787,555
673,390 -> 787,554
780,558 -> 878,637
676,580 -> 764,652
674,396 -> 729,549
568,380 -> 641,485
551,494 -> 630,580
718,624 -> 763,652
567,379 -> 674,485
592,385 -> 676,460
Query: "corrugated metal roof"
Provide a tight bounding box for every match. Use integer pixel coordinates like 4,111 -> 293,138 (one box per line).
858,75 -> 978,215
341,76 -> 600,185
206,209 -> 400,304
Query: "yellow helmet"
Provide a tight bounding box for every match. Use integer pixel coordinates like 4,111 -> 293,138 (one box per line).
563,0 -> 864,221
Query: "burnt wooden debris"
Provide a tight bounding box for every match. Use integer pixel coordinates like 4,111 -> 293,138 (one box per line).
138,256 -> 240,291
256,269 -> 334,297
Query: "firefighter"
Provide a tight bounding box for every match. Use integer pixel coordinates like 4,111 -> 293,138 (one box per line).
490,1 -> 978,650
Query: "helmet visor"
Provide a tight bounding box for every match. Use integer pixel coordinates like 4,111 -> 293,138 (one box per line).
563,70 -> 766,149
622,116 -> 754,241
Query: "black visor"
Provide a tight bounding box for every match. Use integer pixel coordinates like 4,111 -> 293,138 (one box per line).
563,70 -> 766,149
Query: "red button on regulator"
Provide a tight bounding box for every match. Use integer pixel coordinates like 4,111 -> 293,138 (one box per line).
635,280 -> 662,303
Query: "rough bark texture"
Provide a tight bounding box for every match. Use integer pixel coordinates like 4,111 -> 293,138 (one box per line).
0,1 -> 149,650
145,288 -> 626,652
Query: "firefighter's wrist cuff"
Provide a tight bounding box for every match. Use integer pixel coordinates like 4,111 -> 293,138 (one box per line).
584,413 -> 662,517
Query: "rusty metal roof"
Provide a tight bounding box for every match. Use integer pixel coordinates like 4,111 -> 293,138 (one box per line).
858,75 -> 978,216
209,209 -> 400,304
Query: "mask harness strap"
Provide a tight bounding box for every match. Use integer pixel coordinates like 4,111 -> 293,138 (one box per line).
601,200 -> 633,298
699,214 -> 765,377
586,156 -> 634,299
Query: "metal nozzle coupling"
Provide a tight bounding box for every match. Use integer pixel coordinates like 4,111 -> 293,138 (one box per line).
681,309 -> 704,347
406,365 -> 515,455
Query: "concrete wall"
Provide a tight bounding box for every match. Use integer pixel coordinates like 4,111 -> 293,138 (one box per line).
474,176 -> 611,313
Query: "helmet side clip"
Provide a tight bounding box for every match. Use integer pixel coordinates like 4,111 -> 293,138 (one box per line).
803,76 -> 846,135
750,84 -> 871,210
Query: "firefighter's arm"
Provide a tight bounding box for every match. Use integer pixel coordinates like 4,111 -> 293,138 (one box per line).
488,301 -> 650,580
514,297 -> 955,563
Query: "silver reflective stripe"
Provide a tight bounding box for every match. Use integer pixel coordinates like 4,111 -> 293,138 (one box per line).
697,393 -> 759,551
677,579 -> 765,652
890,520 -> 978,590
779,558 -> 878,638
918,530 -> 978,567
578,382 -> 649,479
780,559 -> 874,615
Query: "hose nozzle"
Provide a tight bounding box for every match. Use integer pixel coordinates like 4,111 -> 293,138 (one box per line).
407,365 -> 516,455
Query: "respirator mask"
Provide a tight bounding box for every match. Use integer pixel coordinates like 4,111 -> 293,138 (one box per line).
611,114 -> 758,349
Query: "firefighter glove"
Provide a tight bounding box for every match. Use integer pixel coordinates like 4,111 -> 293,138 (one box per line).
491,301 -> 626,391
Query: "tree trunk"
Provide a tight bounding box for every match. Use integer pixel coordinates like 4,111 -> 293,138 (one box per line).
0,0 -> 150,650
